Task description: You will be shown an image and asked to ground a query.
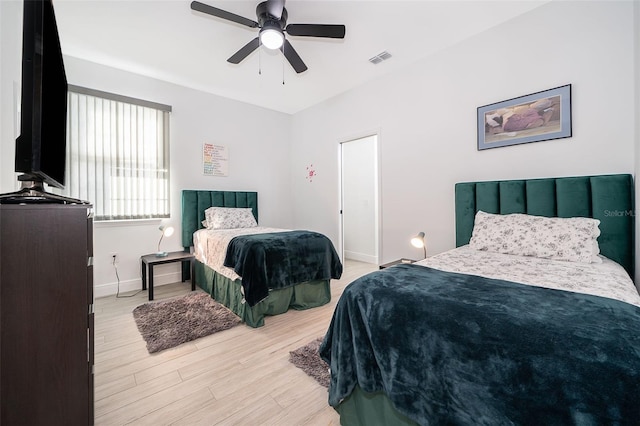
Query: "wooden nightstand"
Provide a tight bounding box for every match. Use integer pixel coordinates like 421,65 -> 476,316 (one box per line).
141,251 -> 196,300
379,258 -> 415,269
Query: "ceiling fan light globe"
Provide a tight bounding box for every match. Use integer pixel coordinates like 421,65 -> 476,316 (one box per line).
260,28 -> 284,49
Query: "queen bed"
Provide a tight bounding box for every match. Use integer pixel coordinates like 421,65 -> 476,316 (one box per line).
182,190 -> 342,328
319,174 -> 639,425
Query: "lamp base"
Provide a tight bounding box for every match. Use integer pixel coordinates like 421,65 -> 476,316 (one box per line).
155,251 -> 169,257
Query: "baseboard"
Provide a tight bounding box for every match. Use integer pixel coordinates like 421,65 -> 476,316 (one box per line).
344,250 -> 377,264
94,271 -> 183,299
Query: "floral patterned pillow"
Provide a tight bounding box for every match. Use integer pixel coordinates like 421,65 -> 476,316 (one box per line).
204,207 -> 257,230
469,211 -> 602,264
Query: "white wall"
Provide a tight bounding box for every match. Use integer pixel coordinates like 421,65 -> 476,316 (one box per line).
0,1 -> 22,193
291,1 -> 636,264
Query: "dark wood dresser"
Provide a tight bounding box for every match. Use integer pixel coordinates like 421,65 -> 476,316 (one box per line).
0,203 -> 94,425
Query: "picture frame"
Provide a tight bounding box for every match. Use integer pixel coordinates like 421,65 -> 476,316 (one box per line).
477,84 -> 572,150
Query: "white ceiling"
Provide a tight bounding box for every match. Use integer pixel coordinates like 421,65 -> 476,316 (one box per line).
53,0 -> 548,114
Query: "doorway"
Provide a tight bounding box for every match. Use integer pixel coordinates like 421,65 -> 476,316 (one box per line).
339,134 -> 379,265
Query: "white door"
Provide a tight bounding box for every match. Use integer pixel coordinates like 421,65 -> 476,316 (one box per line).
340,135 -> 379,265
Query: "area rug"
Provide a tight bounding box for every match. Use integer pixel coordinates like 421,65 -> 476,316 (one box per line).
133,292 -> 241,353
289,337 -> 330,388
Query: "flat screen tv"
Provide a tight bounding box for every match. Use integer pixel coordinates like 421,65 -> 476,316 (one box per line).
15,0 -> 67,189
1,0 -> 85,204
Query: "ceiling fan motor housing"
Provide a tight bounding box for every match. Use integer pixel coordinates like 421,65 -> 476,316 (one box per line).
256,2 -> 288,29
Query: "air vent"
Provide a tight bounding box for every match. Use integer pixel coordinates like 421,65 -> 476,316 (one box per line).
368,51 -> 392,65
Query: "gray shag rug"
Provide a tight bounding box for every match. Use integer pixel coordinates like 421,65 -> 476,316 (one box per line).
133,292 -> 241,353
289,337 -> 330,388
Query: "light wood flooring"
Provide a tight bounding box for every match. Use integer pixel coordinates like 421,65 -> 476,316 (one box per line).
94,260 -> 377,425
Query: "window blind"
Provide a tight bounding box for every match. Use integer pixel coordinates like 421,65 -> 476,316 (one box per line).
55,87 -> 171,221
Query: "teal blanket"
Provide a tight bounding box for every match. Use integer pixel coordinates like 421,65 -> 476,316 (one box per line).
320,264 -> 640,425
224,230 -> 342,306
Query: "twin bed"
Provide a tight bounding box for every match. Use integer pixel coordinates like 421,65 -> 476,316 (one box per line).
319,174 -> 640,425
181,175 -> 639,424
181,190 -> 342,328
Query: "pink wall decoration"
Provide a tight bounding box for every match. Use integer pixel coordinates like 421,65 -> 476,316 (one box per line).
306,164 -> 316,182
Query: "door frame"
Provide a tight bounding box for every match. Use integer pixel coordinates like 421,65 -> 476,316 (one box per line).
337,130 -> 381,265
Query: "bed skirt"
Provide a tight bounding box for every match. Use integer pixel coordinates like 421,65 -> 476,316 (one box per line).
194,260 -> 331,328
336,386 -> 417,426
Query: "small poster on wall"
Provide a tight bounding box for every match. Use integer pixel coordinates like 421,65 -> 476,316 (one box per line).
203,143 -> 229,177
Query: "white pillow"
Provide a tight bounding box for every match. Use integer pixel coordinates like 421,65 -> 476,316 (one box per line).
204,207 -> 257,230
469,210 -> 602,264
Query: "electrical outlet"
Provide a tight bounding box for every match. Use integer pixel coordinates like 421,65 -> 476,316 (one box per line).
110,253 -> 118,264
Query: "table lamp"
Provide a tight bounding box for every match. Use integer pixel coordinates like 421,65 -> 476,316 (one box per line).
156,225 -> 174,257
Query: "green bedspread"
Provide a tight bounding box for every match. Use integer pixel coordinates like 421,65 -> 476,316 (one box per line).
320,264 -> 640,425
224,230 -> 342,306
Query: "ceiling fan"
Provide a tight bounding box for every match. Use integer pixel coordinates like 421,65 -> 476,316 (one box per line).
190,0 -> 346,73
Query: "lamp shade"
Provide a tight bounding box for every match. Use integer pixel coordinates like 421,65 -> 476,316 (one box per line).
411,232 -> 425,248
160,225 -> 174,237
410,232 -> 427,259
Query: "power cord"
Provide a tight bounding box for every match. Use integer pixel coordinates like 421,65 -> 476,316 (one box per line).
114,254 -> 142,298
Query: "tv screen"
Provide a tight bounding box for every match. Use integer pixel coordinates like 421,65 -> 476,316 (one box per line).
15,0 -> 68,189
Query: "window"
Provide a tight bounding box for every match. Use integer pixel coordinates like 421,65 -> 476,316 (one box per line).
56,86 -> 171,221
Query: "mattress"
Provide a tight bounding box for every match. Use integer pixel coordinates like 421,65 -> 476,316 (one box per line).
417,245 -> 640,307
193,226 -> 287,280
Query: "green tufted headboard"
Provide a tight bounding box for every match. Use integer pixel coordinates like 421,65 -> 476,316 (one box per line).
455,174 -> 634,278
181,190 -> 258,250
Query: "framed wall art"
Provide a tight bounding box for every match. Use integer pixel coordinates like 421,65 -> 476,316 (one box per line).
477,84 -> 572,150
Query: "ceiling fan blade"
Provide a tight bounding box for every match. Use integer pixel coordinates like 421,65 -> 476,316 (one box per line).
191,1 -> 259,28
286,24 -> 345,39
282,39 -> 307,73
266,0 -> 285,20
227,37 -> 260,64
